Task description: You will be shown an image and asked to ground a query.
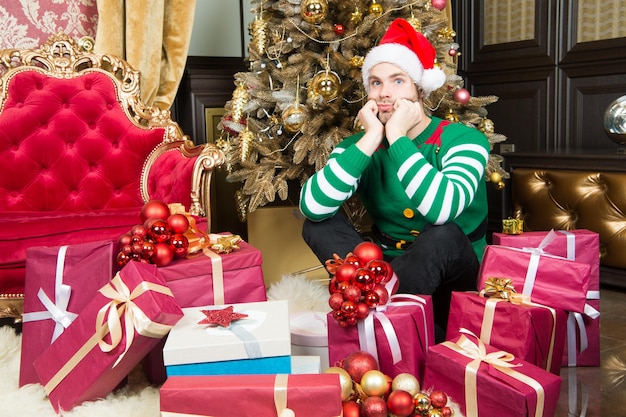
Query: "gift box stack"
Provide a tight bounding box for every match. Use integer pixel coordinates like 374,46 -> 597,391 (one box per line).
420,226 -> 601,417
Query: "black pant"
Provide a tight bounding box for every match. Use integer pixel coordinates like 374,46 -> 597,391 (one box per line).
302,212 -> 480,342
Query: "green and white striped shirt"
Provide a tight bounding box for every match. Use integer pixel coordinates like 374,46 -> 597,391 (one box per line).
299,117 -> 490,260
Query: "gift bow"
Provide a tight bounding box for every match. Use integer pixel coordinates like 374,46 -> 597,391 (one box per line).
479,277 -> 517,300
442,329 -> 546,417
357,292 -> 430,367
21,246 -> 79,342
97,273 -> 175,367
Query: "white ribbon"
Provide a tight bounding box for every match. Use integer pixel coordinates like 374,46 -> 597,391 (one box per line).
357,292 -> 430,366
567,368 -> 589,417
521,230 -> 558,296
21,246 -> 78,342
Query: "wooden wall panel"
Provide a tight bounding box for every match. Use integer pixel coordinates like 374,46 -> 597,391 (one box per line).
468,69 -> 556,152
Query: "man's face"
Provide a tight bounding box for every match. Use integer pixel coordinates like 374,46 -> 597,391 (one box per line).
367,62 -> 420,125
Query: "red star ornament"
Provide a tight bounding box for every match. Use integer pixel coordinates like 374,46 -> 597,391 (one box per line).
198,305 -> 248,327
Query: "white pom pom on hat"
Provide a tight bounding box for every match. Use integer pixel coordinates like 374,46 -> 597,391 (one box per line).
362,18 -> 447,96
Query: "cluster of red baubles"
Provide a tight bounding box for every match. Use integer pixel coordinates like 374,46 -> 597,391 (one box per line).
116,200 -> 191,268
328,242 -> 395,327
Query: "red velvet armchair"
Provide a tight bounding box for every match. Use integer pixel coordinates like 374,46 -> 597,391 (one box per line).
0,33 -> 224,320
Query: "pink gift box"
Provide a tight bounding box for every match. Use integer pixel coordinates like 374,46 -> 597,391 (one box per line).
478,244 -> 591,313
423,332 -> 562,417
142,239 -> 267,384
158,239 -> 266,307
492,230 -> 600,366
160,374 -> 343,417
446,291 -> 567,375
19,240 -> 115,386
33,261 -> 183,413
327,294 -> 434,382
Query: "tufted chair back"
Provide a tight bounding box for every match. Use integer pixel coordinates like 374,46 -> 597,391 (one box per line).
510,168 -> 626,269
0,32 -> 223,218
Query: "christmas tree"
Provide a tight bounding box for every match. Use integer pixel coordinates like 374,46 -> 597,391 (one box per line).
217,0 -> 508,227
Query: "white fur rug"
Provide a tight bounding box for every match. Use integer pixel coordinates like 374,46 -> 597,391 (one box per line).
0,274 -> 328,417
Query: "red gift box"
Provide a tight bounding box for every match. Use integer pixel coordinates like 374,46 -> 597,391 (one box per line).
159,239 -> 266,307
493,230 -> 601,366
478,244 -> 591,313
446,291 -> 567,375
160,374 -> 343,417
327,294 -> 434,382
423,331 -> 562,417
33,261 -> 183,413
19,240 -> 115,386
142,238 -> 267,384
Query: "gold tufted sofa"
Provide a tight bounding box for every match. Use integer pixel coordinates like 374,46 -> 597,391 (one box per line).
504,152 -> 626,289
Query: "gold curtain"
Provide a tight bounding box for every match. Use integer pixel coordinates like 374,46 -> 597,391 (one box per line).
94,0 -> 197,110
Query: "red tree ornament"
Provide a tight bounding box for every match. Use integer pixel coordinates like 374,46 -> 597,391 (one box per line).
167,213 -> 190,234
387,390 -> 415,417
151,242 -> 174,266
361,396 -> 387,417
353,241 -> 383,264
342,400 -> 360,417
431,0 -> 447,11
140,200 -> 171,222
342,351 -> 378,383
453,87 -> 471,105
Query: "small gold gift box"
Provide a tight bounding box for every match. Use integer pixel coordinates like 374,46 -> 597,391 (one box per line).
502,217 -> 524,235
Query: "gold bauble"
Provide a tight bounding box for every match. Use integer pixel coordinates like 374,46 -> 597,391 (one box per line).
444,109 -> 459,123
368,1 -> 383,16
489,171 -> 502,183
496,180 -> 506,190
391,373 -> 420,396
428,409 -> 444,417
281,104 -> 307,133
324,367 -> 353,401
414,393 -> 431,412
301,0 -> 329,24
360,370 -> 389,397
350,55 -> 364,68
309,70 -> 341,101
478,117 -> 495,134
407,17 -> 422,32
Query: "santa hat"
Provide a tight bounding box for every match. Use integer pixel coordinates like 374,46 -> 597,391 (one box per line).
362,18 -> 446,96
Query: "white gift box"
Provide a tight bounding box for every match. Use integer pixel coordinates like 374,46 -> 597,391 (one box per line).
163,300 -> 292,376
290,311 -> 329,372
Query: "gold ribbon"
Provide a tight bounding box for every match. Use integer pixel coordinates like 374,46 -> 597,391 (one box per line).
43,272 -> 175,395
210,234 -> 242,254
442,329 -> 546,417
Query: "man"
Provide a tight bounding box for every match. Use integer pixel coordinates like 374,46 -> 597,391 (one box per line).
299,19 -> 490,339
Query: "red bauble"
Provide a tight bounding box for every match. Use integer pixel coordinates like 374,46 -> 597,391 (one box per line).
334,23 -> 345,35
354,268 -> 375,292
342,400 -> 361,417
429,390 -> 448,408
148,220 -> 171,243
341,300 -> 357,316
170,233 -> 189,258
167,213 -> 190,234
366,259 -> 393,283
356,302 -> 370,319
329,292 -> 345,310
336,262 -> 358,282
364,290 -> 380,307
453,88 -> 471,105
372,284 -> 389,305
343,351 -> 378,383
141,240 -> 155,259
140,200 -> 171,222
361,396 -> 387,417
151,242 -> 174,266
116,252 -> 131,266
342,284 -> 362,302
130,224 -> 148,240
387,390 -> 415,417
344,254 -> 364,269
431,0 -> 447,11
441,406 -> 453,417
118,233 -> 132,248
353,242 -> 383,264
120,244 -> 133,256
329,277 -> 342,294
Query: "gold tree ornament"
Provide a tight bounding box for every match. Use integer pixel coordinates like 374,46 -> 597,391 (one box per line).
350,6 -> 363,24
369,1 -> 383,16
238,127 -> 254,162
479,117 -> 495,134
308,70 -> 341,102
250,15 -> 269,55
301,0 -> 329,24
282,104 -> 307,133
231,81 -> 249,124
